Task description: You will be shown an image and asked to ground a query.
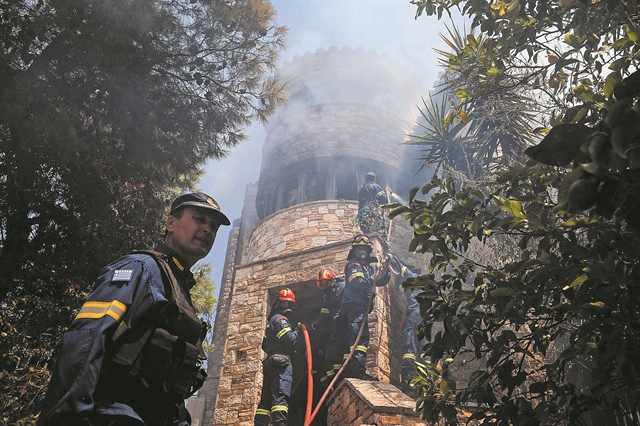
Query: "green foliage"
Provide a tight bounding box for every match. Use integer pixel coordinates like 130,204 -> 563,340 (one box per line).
0,0 -> 285,423
191,263 -> 217,353
391,164 -> 640,424
403,0 -> 640,424
412,24 -> 537,178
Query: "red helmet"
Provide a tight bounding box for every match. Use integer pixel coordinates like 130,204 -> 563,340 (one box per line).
278,288 -> 296,304
317,269 -> 336,290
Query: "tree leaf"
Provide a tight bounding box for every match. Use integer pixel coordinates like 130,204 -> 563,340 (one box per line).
563,274 -> 588,290
525,124 -> 594,166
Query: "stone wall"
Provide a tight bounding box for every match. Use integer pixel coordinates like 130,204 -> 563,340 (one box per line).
326,378 -> 425,425
259,103 -> 412,185
211,235 -> 402,425
202,220 -> 241,426
244,200 -> 359,262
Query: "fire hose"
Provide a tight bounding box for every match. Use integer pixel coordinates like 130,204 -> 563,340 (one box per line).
298,187 -> 401,424
303,283 -> 376,426
304,220 -> 397,424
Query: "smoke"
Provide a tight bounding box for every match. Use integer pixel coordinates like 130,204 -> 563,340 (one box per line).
200,0 -> 464,291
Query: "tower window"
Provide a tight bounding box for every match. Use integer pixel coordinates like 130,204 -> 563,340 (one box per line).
335,170 -> 357,200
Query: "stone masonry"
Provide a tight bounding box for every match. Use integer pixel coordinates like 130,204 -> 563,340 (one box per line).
326,378 -> 425,425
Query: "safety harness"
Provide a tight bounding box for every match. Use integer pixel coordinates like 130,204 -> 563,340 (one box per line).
100,250 -> 207,407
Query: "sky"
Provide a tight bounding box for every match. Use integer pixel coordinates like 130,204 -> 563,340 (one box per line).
199,0 -> 463,295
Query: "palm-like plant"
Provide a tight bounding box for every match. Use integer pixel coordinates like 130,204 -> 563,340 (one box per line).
411,23 -> 540,179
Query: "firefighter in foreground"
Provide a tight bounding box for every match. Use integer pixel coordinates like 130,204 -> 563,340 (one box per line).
340,234 -> 391,380
312,268 -> 346,385
39,192 -> 230,426
357,172 -> 391,237
254,289 -> 299,426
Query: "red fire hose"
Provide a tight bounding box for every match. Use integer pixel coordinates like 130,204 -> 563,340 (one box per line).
304,215 -> 397,425
300,324 -> 313,426
304,287 -> 375,426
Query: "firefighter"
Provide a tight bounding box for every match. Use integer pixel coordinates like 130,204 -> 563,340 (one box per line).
339,234 -> 391,379
311,268 -> 346,385
254,288 -> 299,426
39,192 -> 231,426
393,259 -> 428,394
357,172 -> 391,237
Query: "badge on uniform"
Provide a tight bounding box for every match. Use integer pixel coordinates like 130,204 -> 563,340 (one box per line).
112,270 -> 133,282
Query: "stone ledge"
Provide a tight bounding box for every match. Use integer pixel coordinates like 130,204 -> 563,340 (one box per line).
327,378 -> 425,425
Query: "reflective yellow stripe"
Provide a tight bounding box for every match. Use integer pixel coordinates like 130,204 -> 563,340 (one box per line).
76,300 -> 127,322
376,190 -> 384,197
326,370 -> 335,377
343,353 -> 349,360
320,375 -> 329,383
401,266 -> 407,275
255,408 -> 271,416
333,364 -> 342,370
356,345 -> 368,353
276,327 -> 291,339
348,272 -> 364,282
403,353 -> 417,360
272,405 -> 288,413
112,321 -> 129,341
321,308 -> 330,314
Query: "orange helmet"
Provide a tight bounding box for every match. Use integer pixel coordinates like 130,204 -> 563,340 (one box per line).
278,288 -> 296,304
317,269 -> 336,290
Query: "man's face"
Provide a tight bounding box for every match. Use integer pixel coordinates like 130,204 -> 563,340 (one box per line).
165,206 -> 220,267
354,246 -> 371,261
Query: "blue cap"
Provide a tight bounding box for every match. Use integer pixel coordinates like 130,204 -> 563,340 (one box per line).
170,192 -> 230,226
365,172 -> 376,182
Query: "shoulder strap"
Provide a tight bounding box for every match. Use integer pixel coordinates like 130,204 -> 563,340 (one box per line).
133,251 -> 204,353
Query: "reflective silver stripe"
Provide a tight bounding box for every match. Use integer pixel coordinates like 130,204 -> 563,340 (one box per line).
276,327 -> 291,339
348,272 -> 364,282
76,300 -> 127,322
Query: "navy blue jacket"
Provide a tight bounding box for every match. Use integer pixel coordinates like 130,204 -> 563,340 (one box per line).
358,183 -> 387,214
342,257 -> 390,308
40,243 -> 196,425
399,265 -> 419,314
313,278 -> 345,329
262,313 -> 298,356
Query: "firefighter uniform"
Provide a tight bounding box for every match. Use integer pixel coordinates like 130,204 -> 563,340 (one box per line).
254,310 -> 299,426
340,256 -> 390,378
357,178 -> 388,236
312,277 -> 346,383
39,243 -> 207,426
397,265 -> 427,384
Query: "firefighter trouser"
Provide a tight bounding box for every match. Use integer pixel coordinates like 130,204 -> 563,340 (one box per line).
322,317 -> 347,382
254,358 -> 292,426
401,310 -> 426,383
341,303 -> 369,378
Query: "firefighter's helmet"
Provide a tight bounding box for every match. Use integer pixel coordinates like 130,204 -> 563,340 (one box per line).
352,234 -> 372,248
317,269 -> 336,290
279,288 -> 296,303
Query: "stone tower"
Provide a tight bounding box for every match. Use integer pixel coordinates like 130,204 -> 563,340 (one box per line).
200,46 -> 430,426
